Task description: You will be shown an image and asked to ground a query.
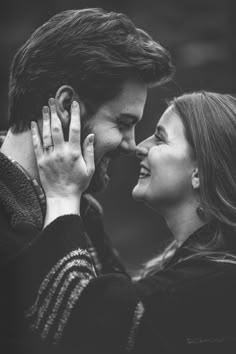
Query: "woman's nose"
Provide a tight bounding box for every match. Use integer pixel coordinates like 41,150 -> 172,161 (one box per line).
135,139 -> 149,160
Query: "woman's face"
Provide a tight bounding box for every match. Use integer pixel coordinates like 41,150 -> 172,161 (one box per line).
132,106 -> 197,210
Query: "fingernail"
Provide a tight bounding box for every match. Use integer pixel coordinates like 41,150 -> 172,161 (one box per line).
72,101 -> 78,109
43,106 -> 49,114
88,134 -> 94,144
49,98 -> 55,106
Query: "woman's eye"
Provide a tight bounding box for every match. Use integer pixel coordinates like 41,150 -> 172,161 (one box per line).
154,134 -> 163,144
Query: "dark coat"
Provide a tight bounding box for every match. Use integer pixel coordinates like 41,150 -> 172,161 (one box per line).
1,150 -> 236,354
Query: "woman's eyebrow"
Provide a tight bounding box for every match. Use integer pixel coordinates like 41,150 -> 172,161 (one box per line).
156,125 -> 168,138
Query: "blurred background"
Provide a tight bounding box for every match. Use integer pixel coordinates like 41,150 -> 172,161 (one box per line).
1,0 -> 236,274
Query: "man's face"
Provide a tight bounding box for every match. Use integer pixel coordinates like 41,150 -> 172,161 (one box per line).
85,78 -> 147,193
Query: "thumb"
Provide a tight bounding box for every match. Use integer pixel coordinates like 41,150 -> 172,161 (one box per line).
83,134 -> 95,177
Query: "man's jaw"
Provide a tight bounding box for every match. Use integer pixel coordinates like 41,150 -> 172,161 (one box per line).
86,149 -> 121,194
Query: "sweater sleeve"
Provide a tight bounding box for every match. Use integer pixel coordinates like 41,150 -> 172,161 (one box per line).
7,214 -> 236,354
10,214 -> 164,354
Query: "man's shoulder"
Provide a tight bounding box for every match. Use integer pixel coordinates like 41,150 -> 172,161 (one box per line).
0,130 -> 7,147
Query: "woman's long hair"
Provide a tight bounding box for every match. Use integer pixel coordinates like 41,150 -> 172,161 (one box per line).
142,92 -> 236,277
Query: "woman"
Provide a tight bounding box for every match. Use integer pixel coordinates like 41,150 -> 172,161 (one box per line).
24,92 -> 236,353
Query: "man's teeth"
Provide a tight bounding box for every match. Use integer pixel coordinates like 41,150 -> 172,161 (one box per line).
139,166 -> 151,178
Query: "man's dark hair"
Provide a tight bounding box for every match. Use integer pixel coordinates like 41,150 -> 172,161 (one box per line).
9,8 -> 174,132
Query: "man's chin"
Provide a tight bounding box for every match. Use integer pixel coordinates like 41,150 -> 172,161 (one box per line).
87,172 -> 110,194
86,151 -> 120,194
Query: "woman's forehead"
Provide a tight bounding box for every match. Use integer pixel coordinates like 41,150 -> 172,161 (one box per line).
157,106 -> 185,137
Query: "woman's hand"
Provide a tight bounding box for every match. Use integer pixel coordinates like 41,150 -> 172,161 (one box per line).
31,98 -> 95,226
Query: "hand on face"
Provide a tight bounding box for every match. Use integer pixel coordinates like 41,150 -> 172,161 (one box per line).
31,98 -> 95,201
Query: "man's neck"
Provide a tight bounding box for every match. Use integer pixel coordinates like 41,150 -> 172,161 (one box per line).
1,128 -> 40,182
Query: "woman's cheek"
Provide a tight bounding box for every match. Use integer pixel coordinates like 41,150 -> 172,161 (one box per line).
148,146 -> 168,168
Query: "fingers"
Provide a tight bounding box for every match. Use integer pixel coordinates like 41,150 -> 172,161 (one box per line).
42,106 -> 53,151
69,101 -> 81,150
31,121 -> 43,160
49,98 -> 64,149
83,134 -> 95,177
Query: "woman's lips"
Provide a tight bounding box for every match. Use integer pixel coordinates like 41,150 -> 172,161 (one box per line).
139,164 -> 151,178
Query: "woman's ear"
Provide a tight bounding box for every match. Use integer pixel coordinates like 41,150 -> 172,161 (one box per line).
192,168 -> 200,190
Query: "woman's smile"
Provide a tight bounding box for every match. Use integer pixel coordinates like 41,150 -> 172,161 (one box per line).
139,164 -> 151,179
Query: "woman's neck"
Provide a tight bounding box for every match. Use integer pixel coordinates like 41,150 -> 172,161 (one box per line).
163,202 -> 207,245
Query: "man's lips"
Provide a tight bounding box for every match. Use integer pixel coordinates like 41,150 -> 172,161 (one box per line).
107,149 -> 121,160
139,164 -> 151,178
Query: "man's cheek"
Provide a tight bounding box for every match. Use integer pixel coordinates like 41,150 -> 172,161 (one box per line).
94,149 -> 101,165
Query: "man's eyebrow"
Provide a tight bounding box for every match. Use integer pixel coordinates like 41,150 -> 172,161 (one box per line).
118,113 -> 141,123
156,125 -> 168,137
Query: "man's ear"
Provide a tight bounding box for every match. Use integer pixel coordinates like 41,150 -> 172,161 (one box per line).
192,168 -> 200,190
55,85 -> 87,140
55,85 -> 74,129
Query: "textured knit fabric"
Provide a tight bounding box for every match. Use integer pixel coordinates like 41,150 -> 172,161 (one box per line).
7,215 -> 236,354
0,152 -> 43,264
1,150 -> 236,353
0,151 -> 126,353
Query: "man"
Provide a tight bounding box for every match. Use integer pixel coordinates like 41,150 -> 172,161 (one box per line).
0,8 -> 173,352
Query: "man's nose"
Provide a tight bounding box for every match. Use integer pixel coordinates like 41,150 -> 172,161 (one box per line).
121,129 -> 136,156
135,138 -> 149,160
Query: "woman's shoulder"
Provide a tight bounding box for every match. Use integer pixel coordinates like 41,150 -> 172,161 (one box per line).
135,253 -> 236,301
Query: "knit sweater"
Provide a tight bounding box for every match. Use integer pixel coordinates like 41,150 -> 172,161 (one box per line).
0,150 -> 126,352
1,151 -> 236,354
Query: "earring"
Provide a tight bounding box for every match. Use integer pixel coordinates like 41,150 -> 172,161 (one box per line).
196,202 -> 204,219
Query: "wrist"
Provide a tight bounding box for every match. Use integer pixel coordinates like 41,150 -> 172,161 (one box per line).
46,196 -> 81,214
44,196 -> 81,228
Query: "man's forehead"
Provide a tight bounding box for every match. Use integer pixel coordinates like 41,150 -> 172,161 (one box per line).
118,80 -> 147,103
100,103 -> 145,123
106,85 -> 147,115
